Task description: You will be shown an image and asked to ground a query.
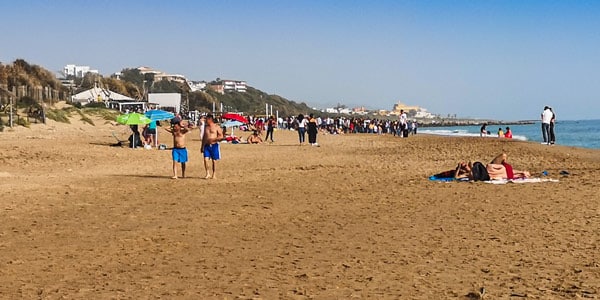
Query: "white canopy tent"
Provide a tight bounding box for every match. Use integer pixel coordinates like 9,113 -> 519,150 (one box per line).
71,87 -> 134,105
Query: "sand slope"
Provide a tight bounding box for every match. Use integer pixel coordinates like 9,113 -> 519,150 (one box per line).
1,117 -> 599,299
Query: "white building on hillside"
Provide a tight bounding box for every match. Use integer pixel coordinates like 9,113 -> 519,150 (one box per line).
63,64 -> 99,78
187,81 -> 207,92
222,80 -> 247,92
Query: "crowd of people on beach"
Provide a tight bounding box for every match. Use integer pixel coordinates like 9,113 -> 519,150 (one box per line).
131,110 -> 421,179
121,104 -> 557,180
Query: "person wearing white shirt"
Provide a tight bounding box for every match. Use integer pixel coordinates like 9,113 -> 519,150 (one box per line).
541,106 -> 553,144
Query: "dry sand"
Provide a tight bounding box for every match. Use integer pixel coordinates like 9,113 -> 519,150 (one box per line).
0,115 -> 599,299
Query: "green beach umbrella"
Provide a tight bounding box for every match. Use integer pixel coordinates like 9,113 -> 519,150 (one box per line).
116,113 -> 151,148
116,112 -> 152,125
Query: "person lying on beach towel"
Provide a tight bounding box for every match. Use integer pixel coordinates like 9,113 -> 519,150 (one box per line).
430,153 -> 530,181
429,161 -> 488,181
487,153 -> 530,180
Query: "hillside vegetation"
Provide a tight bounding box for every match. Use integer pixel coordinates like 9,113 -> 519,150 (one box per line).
1,59 -> 317,119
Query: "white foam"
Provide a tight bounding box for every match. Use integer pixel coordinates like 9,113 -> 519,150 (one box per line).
420,129 -> 527,141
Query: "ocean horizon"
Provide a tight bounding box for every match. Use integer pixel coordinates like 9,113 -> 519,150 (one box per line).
419,119 -> 600,150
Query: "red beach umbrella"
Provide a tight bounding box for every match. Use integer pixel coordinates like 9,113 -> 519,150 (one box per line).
221,113 -> 248,124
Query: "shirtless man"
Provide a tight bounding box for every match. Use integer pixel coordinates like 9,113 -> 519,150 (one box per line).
247,130 -> 263,144
201,114 -> 224,179
165,119 -> 194,179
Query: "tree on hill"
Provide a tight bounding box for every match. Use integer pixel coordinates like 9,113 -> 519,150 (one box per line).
199,86 -> 316,116
0,59 -> 68,106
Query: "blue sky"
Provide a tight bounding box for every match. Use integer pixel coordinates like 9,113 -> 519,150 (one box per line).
2,0 -> 599,120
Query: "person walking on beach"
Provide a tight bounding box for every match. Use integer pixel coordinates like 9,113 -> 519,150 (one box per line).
165,119 -> 194,179
307,113 -> 319,146
296,114 -> 308,145
541,106 -> 553,144
264,115 -> 276,143
399,109 -> 408,137
549,107 -> 556,145
201,114 -> 224,179
480,123 -> 488,137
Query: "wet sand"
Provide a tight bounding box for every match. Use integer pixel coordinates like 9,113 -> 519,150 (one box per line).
1,115 -> 599,299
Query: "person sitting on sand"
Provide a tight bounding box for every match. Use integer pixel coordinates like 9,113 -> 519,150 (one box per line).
247,131 -> 263,144
487,153 -> 530,180
504,127 -> 513,139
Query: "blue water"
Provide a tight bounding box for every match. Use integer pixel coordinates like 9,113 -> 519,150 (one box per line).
419,119 -> 600,150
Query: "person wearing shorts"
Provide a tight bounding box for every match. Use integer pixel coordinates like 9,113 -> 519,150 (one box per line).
201,114 -> 224,179
165,119 -> 194,179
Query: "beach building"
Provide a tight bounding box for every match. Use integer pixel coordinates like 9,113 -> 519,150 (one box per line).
148,93 -> 181,113
187,80 -> 207,92
137,67 -> 187,83
208,79 -> 247,94
63,64 -> 99,78
390,101 -> 434,118
71,86 -> 134,104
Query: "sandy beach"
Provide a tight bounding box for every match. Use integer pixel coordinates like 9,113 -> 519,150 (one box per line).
1,115 -> 599,299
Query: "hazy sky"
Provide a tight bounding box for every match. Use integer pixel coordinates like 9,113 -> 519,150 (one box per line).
2,0 -> 599,120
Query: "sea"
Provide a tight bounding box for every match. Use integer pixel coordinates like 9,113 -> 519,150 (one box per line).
419,119 -> 600,150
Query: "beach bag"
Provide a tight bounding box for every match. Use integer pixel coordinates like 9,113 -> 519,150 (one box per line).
471,162 -> 490,181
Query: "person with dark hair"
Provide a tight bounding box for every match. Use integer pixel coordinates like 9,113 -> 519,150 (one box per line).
247,130 -> 263,144
201,114 -> 224,179
504,127 -> 513,139
165,119 -> 194,179
307,113 -> 319,146
296,114 -> 307,145
480,123 -> 488,137
264,115 -> 276,143
541,106 -> 553,144
128,125 -> 143,148
549,107 -> 556,145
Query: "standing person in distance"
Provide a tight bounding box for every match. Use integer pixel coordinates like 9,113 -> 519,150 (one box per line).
307,113 -> 319,146
399,109 -> 408,137
480,123 -> 488,137
541,106 -> 553,144
201,114 -> 224,179
264,115 -> 276,143
165,119 -> 194,179
296,114 -> 308,145
549,107 -> 556,145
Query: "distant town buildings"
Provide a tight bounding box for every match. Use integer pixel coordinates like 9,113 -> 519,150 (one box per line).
208,79 -> 247,94
321,101 -> 435,118
63,64 -> 98,78
187,80 -> 207,92
137,66 -> 186,83
390,101 -> 434,118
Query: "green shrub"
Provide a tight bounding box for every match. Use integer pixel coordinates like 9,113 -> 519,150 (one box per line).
85,102 -> 107,108
45,109 -> 71,123
76,109 -> 95,126
83,107 -> 120,121
17,117 -> 30,128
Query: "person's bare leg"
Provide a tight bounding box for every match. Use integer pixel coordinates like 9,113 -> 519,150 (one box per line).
491,153 -> 507,164
211,160 -> 217,179
181,162 -> 186,178
204,158 -> 211,178
172,161 -> 178,179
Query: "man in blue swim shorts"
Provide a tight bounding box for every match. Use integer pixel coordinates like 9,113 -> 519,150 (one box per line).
201,114 -> 224,179
166,119 -> 194,179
